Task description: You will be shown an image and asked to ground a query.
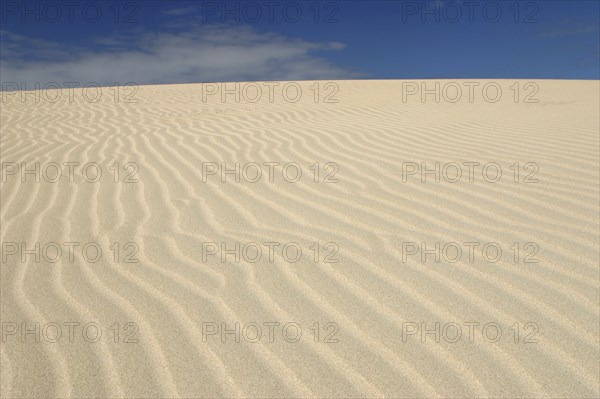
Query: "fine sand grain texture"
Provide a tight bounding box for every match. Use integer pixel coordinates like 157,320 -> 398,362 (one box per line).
1,80 -> 599,398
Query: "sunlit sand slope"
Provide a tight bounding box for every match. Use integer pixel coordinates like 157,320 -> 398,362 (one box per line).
1,80 -> 599,398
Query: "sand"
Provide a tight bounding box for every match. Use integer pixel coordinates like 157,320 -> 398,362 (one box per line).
0,80 -> 599,398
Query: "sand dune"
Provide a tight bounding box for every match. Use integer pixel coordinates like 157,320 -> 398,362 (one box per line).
1,80 -> 599,398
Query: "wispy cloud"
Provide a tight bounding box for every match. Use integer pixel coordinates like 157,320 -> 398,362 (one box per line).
0,24 -> 360,87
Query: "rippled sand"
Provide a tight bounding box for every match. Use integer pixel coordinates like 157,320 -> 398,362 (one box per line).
1,80 -> 599,398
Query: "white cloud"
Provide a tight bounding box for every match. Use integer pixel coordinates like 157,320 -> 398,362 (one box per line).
0,24 -> 361,87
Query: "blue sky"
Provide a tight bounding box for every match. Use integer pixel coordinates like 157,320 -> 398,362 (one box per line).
1,0 -> 599,86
